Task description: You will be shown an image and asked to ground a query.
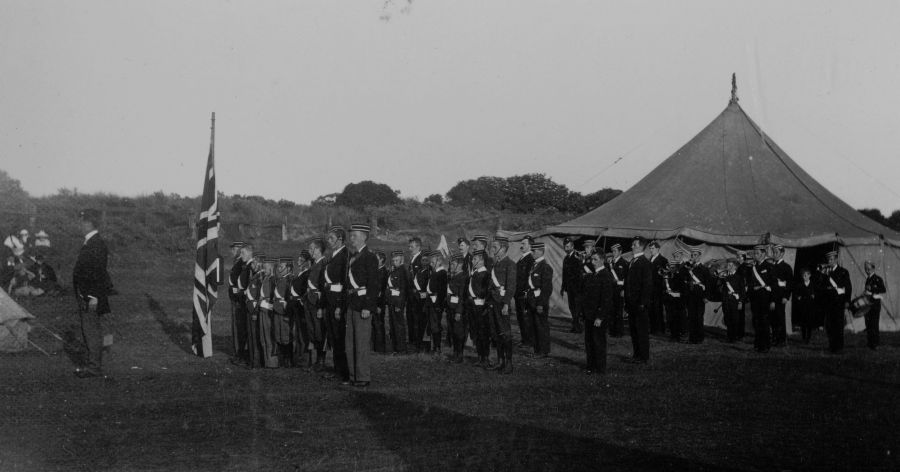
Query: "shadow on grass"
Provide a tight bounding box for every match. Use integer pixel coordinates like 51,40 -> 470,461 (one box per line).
352,390 -> 739,472
145,292 -> 194,356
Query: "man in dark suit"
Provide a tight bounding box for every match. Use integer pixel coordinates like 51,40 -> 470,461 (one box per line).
515,236 -> 535,347
684,248 -> 709,343
406,237 -> 425,352
228,241 -> 247,364
72,209 -> 113,378
747,244 -> 774,353
821,250 -> 851,354
527,242 -> 554,357
626,237 -> 653,363
386,251 -> 410,354
608,243 -> 628,337
769,244 -> 793,347
561,236 -> 584,333
323,226 -> 350,381
488,236 -> 517,373
863,260 -> 886,350
582,251 -> 614,374
345,223 -> 380,387
647,241 -> 668,335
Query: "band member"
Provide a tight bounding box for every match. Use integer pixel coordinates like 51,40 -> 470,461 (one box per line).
372,250 -> 389,353
718,258 -> 746,342
608,243 -> 628,337
663,256 -> 687,342
770,245 -> 793,346
257,257 -> 280,368
411,250 -> 432,352
344,223 -> 379,387
425,250 -> 448,355
386,251 -> 409,354
447,253 -> 468,363
515,236 -> 535,347
289,250 -> 312,368
467,249 -> 492,366
488,236 -> 517,373
324,226 -> 350,381
244,252 -> 265,368
457,237 -> 472,274
235,245 -> 255,366
747,245 -> 774,353
561,236 -> 584,334
228,241 -> 248,363
72,209 -> 113,378
647,241 -> 668,335
863,260 -> 886,350
407,237 -> 426,353
270,257 -> 295,366
582,251 -> 614,374
626,237 -> 653,363
305,240 -> 328,370
684,248 -> 709,343
527,242 -> 554,357
792,267 -> 817,344
820,250 -> 851,354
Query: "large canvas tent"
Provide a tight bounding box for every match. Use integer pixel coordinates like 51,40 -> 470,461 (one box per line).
542,80 -> 900,332
0,287 -> 34,352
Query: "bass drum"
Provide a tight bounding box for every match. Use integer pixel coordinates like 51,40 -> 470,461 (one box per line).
850,295 -> 873,318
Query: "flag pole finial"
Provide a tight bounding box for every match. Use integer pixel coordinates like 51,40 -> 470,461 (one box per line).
729,73 -> 739,104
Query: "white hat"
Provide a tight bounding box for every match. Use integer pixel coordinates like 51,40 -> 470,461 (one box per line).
35,230 -> 49,238
19,229 -> 28,236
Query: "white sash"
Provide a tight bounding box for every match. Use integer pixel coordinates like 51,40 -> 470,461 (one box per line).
752,265 -> 767,290
348,267 -> 366,296
726,281 -> 739,299
828,275 -> 845,295
490,267 -> 506,297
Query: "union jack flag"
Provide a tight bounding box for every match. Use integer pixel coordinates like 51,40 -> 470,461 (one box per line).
191,113 -> 220,358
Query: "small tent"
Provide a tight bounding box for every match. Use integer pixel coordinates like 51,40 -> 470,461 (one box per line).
0,287 -> 34,352
541,77 -> 900,332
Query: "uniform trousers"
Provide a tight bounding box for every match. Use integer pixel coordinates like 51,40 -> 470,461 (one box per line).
325,303 -> 349,380
627,304 -> 650,361
865,302 -> 881,349
749,291 -> 771,352
610,289 -> 625,337
245,304 -> 260,367
666,298 -> 685,340
771,299 -> 787,345
425,300 -> 444,349
258,309 -> 279,368
824,300 -> 845,353
450,308 -> 467,357
407,295 -> 427,350
471,303 -> 491,358
387,304 -> 408,353
566,291 -> 583,331
722,298 -> 742,341
648,295 -> 665,334
79,307 -> 109,372
514,293 -> 533,345
231,297 -> 248,359
288,302 -> 309,364
686,292 -> 706,343
302,299 -> 325,355
584,319 -> 607,373
345,309 -> 372,382
528,295 -> 551,355
371,306 -> 386,353
488,301 -> 513,357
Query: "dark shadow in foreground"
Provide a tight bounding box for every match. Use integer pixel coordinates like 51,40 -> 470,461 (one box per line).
352,390 -> 740,472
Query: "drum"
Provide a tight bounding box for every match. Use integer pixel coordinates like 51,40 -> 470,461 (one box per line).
851,295 -> 872,318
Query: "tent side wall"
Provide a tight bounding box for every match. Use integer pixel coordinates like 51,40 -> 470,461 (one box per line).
501,232 -> 570,318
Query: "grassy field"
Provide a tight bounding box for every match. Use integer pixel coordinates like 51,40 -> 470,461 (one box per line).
2,250 -> 899,472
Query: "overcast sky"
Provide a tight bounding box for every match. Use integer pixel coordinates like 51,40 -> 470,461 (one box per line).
2,0 -> 898,212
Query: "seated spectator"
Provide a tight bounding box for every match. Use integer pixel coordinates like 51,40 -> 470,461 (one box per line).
8,262 -> 44,297
3,231 -> 25,257
32,254 -> 61,295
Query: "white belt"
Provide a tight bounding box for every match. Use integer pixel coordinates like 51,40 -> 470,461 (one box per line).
329,284 -> 343,292
231,288 -> 239,293
352,288 -> 367,296
777,280 -> 786,288
419,292 -> 427,299
474,298 -> 485,306
450,295 -> 459,304
873,294 -> 883,300
531,289 -> 541,297
668,292 -> 681,298
430,295 -> 437,303
260,300 -> 273,310
617,281 -> 624,286
390,289 -> 400,297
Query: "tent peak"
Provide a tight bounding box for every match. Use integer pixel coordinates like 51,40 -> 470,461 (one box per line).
729,73 -> 739,105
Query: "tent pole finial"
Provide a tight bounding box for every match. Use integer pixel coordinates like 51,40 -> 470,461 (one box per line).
730,73 -> 739,104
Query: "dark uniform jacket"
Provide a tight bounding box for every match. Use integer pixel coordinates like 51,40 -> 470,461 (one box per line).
467,266 -> 490,306
306,257 -> 327,310
447,271 -> 467,314
515,252 -> 535,298
489,256 -> 517,306
650,254 -> 669,296
290,268 -> 310,308
718,270 -> 746,307
228,258 -> 245,302
387,265 -> 410,309
610,256 -> 628,291
625,254 -> 653,311
527,257 -> 553,307
684,261 -> 711,298
820,265 -> 852,305
72,232 -> 112,314
561,251 -> 583,295
347,246 -> 380,313
662,265 -> 687,303
865,273 -> 886,305
324,246 -> 349,310
407,252 -> 424,301
582,266 -> 614,322
771,259 -> 794,303
412,263 -> 431,303
426,267 -> 449,309
376,265 -> 389,310
746,260 -> 775,303
273,274 -> 290,315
